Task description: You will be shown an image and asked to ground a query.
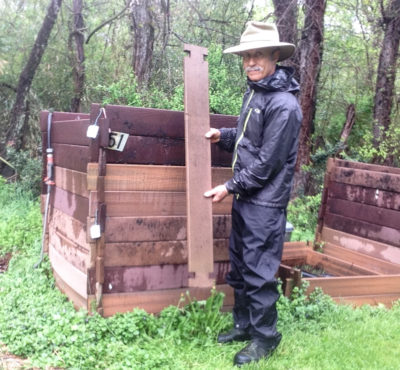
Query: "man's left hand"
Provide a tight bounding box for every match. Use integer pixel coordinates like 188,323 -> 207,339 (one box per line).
204,184 -> 228,203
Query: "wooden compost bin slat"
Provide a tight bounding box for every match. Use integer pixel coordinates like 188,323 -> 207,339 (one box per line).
321,226 -> 400,265
101,284 -> 234,317
51,186 -> 89,224
334,158 -> 400,175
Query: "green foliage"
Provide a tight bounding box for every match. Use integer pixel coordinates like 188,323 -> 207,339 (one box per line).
5,147 -> 42,199
287,193 -> 321,241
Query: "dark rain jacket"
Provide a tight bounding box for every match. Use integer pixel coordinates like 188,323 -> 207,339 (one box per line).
219,66 -> 302,208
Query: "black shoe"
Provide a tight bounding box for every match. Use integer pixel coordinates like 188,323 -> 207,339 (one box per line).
217,328 -> 251,344
233,337 -> 281,366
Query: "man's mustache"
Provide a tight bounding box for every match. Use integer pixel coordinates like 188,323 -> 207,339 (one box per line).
245,66 -> 263,72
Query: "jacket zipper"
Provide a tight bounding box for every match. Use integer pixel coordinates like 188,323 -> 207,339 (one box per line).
231,89 -> 255,200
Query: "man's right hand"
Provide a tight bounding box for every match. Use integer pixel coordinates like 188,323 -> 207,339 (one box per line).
205,128 -> 221,143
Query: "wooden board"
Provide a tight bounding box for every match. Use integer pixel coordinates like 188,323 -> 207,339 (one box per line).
332,166 -> 400,193
51,119 -> 91,146
321,242 -> 400,275
48,225 -> 90,273
40,110 -> 89,132
321,226 -> 400,264
49,244 -> 88,298
326,197 -> 400,230
89,104 -> 237,139
104,215 -> 231,243
54,166 -> 88,198
103,239 -> 229,267
89,191 -> 232,217
86,163 -> 232,192
324,213 -> 400,248
306,250 -> 378,276
305,274 -> 400,297
328,181 -> 400,211
334,158 -> 400,175
51,186 -> 89,224
333,294 -> 400,307
101,284 -> 234,316
53,269 -> 87,310
53,143 -> 89,173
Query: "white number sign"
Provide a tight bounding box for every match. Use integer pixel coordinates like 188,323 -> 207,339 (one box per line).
108,131 -> 129,152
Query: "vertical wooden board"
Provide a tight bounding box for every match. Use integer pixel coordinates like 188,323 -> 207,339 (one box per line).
184,44 -> 214,287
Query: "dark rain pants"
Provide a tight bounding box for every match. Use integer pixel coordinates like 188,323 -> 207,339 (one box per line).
225,198 -> 286,346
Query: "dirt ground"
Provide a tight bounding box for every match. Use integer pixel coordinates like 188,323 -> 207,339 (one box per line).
0,344 -> 32,370
0,253 -> 11,274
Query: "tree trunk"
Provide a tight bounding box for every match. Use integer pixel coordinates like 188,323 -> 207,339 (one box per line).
372,0 -> 400,149
334,103 -> 356,158
4,0 -> 63,153
293,0 -> 327,195
273,0 -> 300,81
128,0 -> 155,88
69,0 -> 85,113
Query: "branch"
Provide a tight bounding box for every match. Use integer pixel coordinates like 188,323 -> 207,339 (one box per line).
86,4 -> 129,44
0,82 -> 17,92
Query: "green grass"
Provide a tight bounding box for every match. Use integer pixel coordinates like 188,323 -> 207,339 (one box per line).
1,180 -> 400,369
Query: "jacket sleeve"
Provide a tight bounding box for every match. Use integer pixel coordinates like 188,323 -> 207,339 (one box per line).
216,127 -> 237,153
225,101 -> 301,196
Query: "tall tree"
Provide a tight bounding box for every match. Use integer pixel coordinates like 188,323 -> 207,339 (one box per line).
372,0 -> 400,159
294,0 -> 327,194
69,0 -> 85,112
128,0 -> 155,88
4,0 -> 63,152
273,0 -> 300,81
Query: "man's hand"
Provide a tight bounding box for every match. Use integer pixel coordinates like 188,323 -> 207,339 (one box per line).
204,184 -> 228,203
205,128 -> 221,143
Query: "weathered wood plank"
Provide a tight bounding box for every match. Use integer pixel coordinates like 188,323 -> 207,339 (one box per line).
104,215 -> 231,243
40,110 -> 89,132
321,242 -> 400,275
321,226 -> 400,264
49,208 -> 89,248
103,239 -> 229,267
54,166 -> 88,198
53,143 -> 89,173
87,163 -> 232,192
49,244 -> 88,298
334,158 -> 400,176
52,186 -> 89,224
101,284 -> 234,316
89,191 -> 232,217
306,250 -> 378,276
305,274 -> 400,297
328,181 -> 400,211
184,44 -> 214,287
332,167 -> 400,193
90,104 -> 237,139
324,212 -> 400,248
48,225 -> 90,273
326,197 -> 400,230
51,120 -> 91,146
53,269 -> 88,311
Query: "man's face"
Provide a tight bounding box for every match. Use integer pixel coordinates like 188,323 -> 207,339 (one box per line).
242,49 -> 279,81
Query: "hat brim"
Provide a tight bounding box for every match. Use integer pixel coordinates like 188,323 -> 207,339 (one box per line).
223,42 -> 295,62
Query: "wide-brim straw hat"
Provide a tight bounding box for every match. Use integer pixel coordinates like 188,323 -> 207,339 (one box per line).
224,21 -> 295,62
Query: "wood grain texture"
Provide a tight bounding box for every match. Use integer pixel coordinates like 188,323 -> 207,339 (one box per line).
321,242 -> 400,275
101,284 -> 234,316
333,294 -> 400,307
51,186 -> 89,224
53,269 -> 88,310
321,226 -> 400,264
328,181 -> 400,211
51,119 -> 91,146
104,215 -> 231,242
332,166 -> 400,193
89,191 -> 232,217
87,163 -> 232,192
40,110 -> 89,132
324,212 -> 400,248
49,244 -> 88,298
53,143 -> 89,172
305,274 -> 400,297
54,166 -> 88,198
326,197 -> 400,230
334,158 -> 400,175
104,239 -> 229,267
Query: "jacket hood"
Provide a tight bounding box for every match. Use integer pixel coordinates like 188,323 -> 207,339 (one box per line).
247,65 -> 300,94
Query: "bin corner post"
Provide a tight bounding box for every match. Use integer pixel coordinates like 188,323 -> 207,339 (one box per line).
184,44 -> 214,288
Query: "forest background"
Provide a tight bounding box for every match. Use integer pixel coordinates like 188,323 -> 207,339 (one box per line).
0,0 -> 399,201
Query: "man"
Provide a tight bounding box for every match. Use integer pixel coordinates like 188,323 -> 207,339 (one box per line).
204,21 -> 302,366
